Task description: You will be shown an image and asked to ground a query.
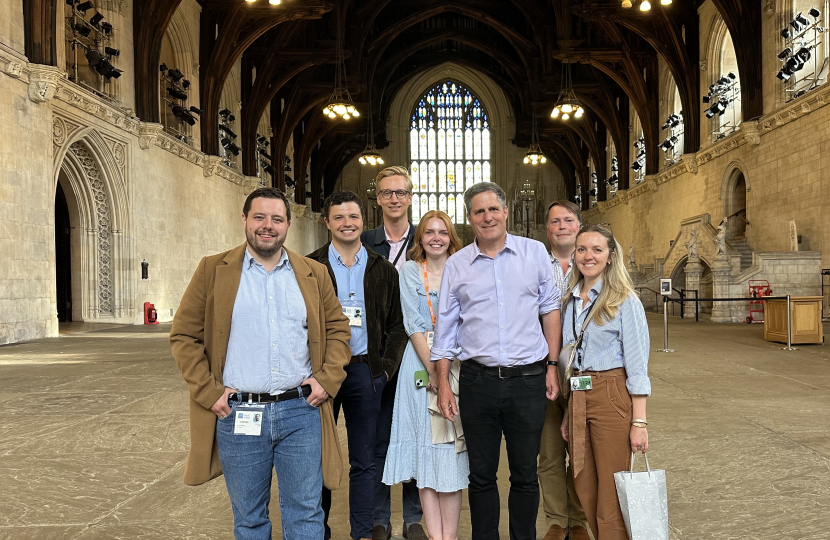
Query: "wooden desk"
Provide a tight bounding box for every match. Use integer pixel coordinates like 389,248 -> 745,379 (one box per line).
764,296 -> 824,344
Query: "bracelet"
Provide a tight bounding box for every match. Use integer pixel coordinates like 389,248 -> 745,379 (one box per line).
546,360 -> 559,367
631,418 -> 648,425
631,422 -> 648,428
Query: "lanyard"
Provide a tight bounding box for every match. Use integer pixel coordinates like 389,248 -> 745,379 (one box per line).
571,293 -> 595,370
423,262 -> 436,327
390,226 -> 413,267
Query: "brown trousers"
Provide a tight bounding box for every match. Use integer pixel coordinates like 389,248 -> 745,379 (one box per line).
569,369 -> 631,540
538,396 -> 587,529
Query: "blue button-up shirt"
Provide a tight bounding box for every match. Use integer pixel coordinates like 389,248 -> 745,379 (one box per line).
329,243 -> 368,355
223,248 -> 311,394
431,234 -> 560,367
563,279 -> 652,396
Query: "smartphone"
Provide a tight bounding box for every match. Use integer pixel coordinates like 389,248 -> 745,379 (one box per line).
414,370 -> 429,388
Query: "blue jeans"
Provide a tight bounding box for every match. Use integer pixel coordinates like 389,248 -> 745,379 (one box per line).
374,368 -> 423,528
323,362 -> 386,540
216,395 -> 323,540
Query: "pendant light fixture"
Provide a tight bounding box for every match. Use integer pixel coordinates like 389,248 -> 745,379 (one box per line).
323,9 -> 359,120
524,109 -> 547,165
551,42 -> 584,121
359,88 -> 384,166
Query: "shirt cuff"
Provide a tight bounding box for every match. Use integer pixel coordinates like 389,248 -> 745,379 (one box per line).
430,347 -> 458,362
625,375 -> 652,396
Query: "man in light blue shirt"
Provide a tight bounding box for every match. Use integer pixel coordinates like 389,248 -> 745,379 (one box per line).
432,182 -> 562,540
307,190 -> 407,540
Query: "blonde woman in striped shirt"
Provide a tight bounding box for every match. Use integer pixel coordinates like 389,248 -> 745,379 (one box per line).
560,224 -> 651,540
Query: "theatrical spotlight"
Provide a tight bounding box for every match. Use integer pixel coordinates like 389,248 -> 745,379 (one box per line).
221,138 -> 241,156
167,68 -> 185,83
660,135 -> 679,152
219,124 -> 237,139
261,163 -> 275,176
74,23 -> 92,37
167,86 -> 188,101
89,11 -> 104,26
611,156 -> 619,172
76,1 -> 94,13
258,150 -> 273,160
588,188 -> 597,197
104,47 -> 119,57
631,161 -> 643,171
257,135 -> 267,144
792,12 -> 810,31
607,173 -> 619,186
810,7 -> 821,18
182,80 -> 191,89
285,175 -> 296,187
189,106 -> 201,115
219,108 -> 232,118
159,63 -> 168,73
100,22 -> 112,34
85,48 -> 103,67
574,193 -> 581,204
778,47 -> 793,60
172,105 -> 197,126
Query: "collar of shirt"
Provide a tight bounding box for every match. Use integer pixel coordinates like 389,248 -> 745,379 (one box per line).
328,242 -> 367,268
244,247 -> 290,272
385,227 -> 409,246
470,233 -> 516,264
570,278 -> 603,301
550,251 -> 573,270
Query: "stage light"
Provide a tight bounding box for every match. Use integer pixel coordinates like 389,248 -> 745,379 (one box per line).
258,149 -> 273,160
809,7 -> 821,18
631,162 -> 643,171
77,1 -> 94,12
189,106 -> 201,115
588,188 -> 597,197
74,23 -> 91,37
779,48 -> 792,60
219,125 -> 237,139
85,49 -> 103,67
221,138 -> 241,156
796,47 -> 812,63
167,87 -> 188,100
100,22 -> 112,34
795,13 -> 810,28
104,47 -> 119,57
89,11 -> 104,25
777,67 -> 793,81
160,63 -> 167,73
781,28 -> 792,39
167,69 -> 185,82
219,108 -> 232,117
607,174 -> 618,185
257,135 -> 267,144
262,163 -> 275,176
172,105 -> 197,126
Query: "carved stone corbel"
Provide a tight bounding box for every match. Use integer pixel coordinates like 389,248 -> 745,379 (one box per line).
27,64 -> 65,103
740,121 -> 762,145
681,154 -> 699,175
203,155 -> 223,177
138,123 -> 164,150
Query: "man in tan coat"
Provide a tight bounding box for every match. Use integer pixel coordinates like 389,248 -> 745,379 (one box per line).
170,187 -> 351,540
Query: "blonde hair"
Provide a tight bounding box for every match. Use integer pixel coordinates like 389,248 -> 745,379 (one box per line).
375,166 -> 413,192
564,224 -> 634,327
408,210 -> 463,263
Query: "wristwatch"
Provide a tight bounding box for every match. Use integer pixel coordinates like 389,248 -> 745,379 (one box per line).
546,360 -> 559,367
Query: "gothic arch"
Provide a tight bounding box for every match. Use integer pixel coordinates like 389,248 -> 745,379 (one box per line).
720,160 -> 749,240
387,62 -> 514,193
53,126 -> 134,323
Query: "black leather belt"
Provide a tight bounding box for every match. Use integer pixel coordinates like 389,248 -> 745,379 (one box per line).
466,359 -> 546,378
229,385 -> 311,403
350,354 -> 369,364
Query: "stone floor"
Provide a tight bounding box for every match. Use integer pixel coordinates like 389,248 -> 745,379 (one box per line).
0,315 -> 829,540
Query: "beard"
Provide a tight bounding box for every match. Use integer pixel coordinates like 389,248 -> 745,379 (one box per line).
246,228 -> 284,259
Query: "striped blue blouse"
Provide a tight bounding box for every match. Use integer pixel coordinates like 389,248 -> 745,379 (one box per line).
562,279 -> 652,396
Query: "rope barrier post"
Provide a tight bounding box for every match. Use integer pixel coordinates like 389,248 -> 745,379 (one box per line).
782,294 -> 798,351
657,296 -> 675,353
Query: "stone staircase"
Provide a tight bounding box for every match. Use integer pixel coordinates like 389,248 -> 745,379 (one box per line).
730,235 -> 753,271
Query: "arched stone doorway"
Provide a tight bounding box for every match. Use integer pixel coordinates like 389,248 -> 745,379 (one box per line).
726,171 -> 747,240
52,124 -> 133,324
670,256 -> 714,316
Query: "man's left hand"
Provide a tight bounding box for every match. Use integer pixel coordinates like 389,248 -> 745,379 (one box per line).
545,366 -> 560,401
302,377 -> 329,407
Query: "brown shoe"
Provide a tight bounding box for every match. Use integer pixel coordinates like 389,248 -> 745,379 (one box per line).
568,525 -> 591,540
372,523 -> 391,540
403,523 -> 427,540
543,524 -> 567,540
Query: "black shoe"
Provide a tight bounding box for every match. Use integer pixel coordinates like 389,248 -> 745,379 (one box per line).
372,523 -> 391,540
403,523 -> 427,540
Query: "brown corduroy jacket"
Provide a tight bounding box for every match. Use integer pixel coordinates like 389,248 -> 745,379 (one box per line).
169,243 -> 351,488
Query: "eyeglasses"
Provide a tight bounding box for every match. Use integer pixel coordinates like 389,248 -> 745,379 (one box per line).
379,189 -> 411,199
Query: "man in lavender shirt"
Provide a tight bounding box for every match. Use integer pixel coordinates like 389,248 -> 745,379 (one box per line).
432,182 -> 562,540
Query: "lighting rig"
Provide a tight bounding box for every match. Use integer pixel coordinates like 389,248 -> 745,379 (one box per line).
607,157 -> 619,198
573,182 -> 582,205
218,108 -> 241,167
777,8 -> 826,99
659,111 -> 683,165
703,72 -> 740,140
631,137 -> 646,183
159,63 -> 200,143
256,134 -> 274,186
65,0 -> 121,97
587,172 -> 599,207
284,157 -> 295,188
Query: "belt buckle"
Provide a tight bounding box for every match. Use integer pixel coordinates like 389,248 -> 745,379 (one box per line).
498,366 -> 507,379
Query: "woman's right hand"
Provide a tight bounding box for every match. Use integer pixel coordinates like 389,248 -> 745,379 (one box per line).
560,406 -> 569,442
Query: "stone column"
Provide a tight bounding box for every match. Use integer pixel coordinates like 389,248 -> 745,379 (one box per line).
684,257 -> 703,318
710,254 -> 732,323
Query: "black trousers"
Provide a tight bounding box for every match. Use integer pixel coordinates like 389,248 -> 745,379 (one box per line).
459,362 -> 548,540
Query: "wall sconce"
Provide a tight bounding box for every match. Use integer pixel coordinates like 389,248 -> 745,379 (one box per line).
141,259 -> 149,280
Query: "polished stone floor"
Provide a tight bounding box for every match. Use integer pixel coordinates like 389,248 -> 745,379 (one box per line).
0,315 -> 829,540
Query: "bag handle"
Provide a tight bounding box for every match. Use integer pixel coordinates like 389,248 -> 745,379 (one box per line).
629,452 -> 652,478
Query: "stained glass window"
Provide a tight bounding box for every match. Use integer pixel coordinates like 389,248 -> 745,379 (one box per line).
410,81 -> 490,225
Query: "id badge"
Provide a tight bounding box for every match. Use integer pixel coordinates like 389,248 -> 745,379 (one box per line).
425,331 -> 434,348
570,376 -> 593,392
342,305 -> 363,327
233,404 -> 265,436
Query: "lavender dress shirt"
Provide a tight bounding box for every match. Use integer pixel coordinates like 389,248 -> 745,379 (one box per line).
430,234 -> 560,367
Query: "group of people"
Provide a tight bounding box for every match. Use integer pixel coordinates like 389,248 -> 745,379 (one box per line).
170,165 -> 651,540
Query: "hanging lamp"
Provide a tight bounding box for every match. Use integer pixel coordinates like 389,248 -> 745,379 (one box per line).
551,42 -> 584,121
359,87 -> 384,166
323,10 -> 359,120
524,110 -> 547,165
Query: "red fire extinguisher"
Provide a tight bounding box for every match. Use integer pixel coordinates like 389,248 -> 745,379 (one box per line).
144,301 -> 159,325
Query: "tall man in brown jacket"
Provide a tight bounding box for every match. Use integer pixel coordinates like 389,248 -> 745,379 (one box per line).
170,187 -> 351,540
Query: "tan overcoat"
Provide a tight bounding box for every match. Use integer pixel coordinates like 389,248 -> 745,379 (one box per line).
170,243 -> 351,488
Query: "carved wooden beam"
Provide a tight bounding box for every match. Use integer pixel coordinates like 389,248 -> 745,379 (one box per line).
133,0 -> 183,122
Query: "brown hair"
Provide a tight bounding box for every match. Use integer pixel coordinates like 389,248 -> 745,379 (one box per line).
243,187 -> 291,221
375,166 -> 413,192
322,190 -> 366,220
407,210 -> 463,263
547,200 -> 582,224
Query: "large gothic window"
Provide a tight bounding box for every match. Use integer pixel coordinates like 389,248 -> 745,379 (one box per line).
410,81 -> 490,225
